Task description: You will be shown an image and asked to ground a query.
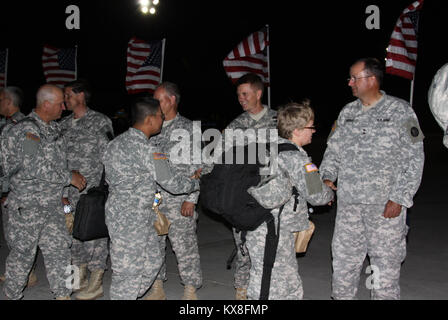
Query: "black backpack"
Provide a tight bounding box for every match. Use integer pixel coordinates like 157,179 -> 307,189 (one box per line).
200,142 -> 299,231
200,142 -> 299,300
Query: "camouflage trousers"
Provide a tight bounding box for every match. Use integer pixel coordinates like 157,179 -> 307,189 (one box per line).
1,202 -> 10,248
331,202 -> 408,300
71,237 -> 109,271
3,204 -> 72,299
107,209 -> 162,300
246,215 -> 304,300
156,199 -> 202,288
233,228 -> 251,289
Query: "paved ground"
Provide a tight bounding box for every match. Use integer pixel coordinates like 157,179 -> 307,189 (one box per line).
0,135 -> 447,301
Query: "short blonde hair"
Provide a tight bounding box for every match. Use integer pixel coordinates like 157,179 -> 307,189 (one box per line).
277,99 -> 314,139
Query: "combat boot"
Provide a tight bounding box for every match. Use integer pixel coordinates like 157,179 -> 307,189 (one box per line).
144,280 -> 166,300
0,274 -> 5,282
74,263 -> 88,292
75,269 -> 104,300
235,287 -> 247,300
182,285 -> 198,300
27,268 -> 38,287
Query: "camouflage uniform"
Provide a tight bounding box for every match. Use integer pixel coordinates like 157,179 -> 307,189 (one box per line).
150,114 -> 202,289
1,110 -> 73,299
246,137 -> 333,300
225,106 -> 277,290
102,127 -> 199,300
320,92 -> 424,300
1,111 -> 26,247
60,108 -> 113,272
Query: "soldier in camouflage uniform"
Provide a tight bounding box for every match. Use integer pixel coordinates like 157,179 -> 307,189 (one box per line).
246,101 -> 333,300
224,73 -> 277,300
102,97 -> 200,300
60,80 -> 114,300
1,85 -> 87,300
145,82 -> 202,300
0,87 -> 26,284
320,58 -> 424,300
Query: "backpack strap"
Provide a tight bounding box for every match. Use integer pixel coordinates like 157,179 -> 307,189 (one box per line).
259,203 -> 285,300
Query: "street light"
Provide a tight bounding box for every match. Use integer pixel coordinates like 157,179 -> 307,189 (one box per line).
139,0 -> 159,15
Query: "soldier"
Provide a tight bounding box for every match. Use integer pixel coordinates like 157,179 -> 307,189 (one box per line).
1,84 -> 86,300
102,97 -> 200,300
60,79 -> 114,300
320,57 -> 424,300
145,82 -> 202,300
246,101 -> 333,299
0,86 -> 27,284
225,73 -> 277,300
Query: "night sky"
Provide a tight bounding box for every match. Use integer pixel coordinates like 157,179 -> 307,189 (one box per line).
1,0 -> 447,135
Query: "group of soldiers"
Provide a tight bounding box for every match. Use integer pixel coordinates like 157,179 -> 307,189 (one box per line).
0,56 -> 424,300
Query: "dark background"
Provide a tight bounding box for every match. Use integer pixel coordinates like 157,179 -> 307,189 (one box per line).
1,0 -> 447,136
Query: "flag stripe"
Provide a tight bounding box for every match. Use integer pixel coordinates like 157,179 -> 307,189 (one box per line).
385,0 -> 424,80
125,36 -> 162,94
42,45 -> 76,87
223,27 -> 270,85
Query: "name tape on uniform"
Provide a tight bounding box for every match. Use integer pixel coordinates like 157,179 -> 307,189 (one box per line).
153,152 -> 167,160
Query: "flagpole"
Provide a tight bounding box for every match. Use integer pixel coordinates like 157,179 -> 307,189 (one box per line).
410,78 -> 415,107
4,48 -> 8,87
266,24 -> 271,108
160,38 -> 166,83
74,45 -> 78,80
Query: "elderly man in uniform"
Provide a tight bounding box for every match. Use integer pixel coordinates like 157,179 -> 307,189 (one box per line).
320,57 -> 424,300
60,79 -> 114,300
1,84 -> 86,300
0,86 -> 27,284
225,73 -> 277,300
102,97 -> 200,300
145,82 -> 202,300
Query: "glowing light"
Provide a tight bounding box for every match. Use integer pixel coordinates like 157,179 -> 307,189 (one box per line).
139,0 -> 150,6
141,6 -> 149,14
149,7 -> 156,14
153,0 -> 159,5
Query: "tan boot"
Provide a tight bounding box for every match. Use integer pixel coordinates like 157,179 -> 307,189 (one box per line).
144,279 -> 166,300
75,269 -> 104,300
0,274 -> 5,282
55,296 -> 71,300
235,287 -> 247,300
182,285 -> 198,300
73,263 -> 88,292
27,268 -> 38,287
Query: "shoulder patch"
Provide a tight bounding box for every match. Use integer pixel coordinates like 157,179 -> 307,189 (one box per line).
26,132 -> 40,142
153,152 -> 167,160
404,118 -> 424,143
304,163 -> 318,173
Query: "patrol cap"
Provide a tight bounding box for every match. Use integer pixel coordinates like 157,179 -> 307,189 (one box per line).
247,169 -> 293,210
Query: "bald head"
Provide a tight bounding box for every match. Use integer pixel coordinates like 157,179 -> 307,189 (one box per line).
35,84 -> 66,122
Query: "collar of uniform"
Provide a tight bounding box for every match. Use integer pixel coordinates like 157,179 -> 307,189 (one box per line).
248,105 -> 268,121
162,112 -> 179,128
129,127 -> 149,141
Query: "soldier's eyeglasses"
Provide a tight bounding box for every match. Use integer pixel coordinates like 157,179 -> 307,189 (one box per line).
347,74 -> 374,83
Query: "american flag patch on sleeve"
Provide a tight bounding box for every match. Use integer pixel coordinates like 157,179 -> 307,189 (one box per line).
304,163 -> 318,173
153,152 -> 167,160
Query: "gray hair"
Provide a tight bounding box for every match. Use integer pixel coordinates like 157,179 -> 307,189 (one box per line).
36,85 -> 60,106
1,86 -> 24,108
156,82 -> 181,104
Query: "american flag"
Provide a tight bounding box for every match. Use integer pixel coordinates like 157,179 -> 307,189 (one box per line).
42,45 -> 77,86
222,27 -> 270,86
126,37 -> 164,94
0,49 -> 7,87
385,0 -> 424,80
